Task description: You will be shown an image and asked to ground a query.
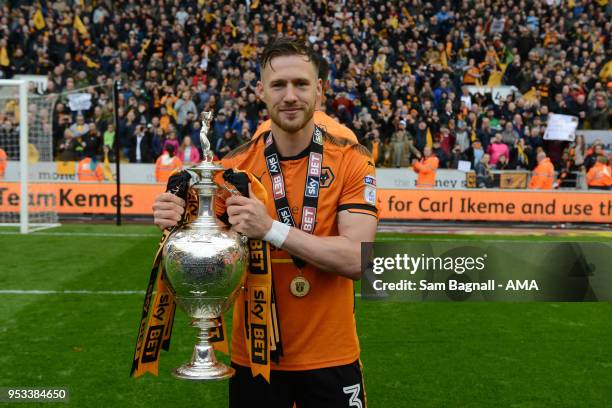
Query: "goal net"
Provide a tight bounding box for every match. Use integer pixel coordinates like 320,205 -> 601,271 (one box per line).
0,79 -> 60,233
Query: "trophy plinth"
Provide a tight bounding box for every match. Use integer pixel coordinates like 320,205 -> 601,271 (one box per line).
171,319 -> 235,381
162,111 -> 247,381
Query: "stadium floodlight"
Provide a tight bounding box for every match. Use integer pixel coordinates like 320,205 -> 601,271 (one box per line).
0,79 -> 60,233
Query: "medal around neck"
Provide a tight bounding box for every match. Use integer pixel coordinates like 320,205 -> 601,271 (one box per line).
290,275 -> 310,297
163,111 -> 248,380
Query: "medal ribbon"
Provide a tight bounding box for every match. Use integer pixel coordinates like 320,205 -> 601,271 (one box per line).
263,125 -> 324,269
223,169 -> 281,382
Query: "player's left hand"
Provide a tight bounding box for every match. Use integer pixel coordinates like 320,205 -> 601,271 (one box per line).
226,185 -> 273,239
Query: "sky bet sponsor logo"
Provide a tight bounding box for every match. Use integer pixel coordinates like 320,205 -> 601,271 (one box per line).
313,128 -> 323,145
267,154 -> 280,173
308,152 -> 322,176
305,176 -> 319,198
278,207 -> 293,225
272,174 -> 285,199
302,206 -> 316,232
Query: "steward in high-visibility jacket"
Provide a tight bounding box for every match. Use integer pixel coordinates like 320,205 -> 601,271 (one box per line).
413,146 -> 439,188
586,156 -> 612,190
528,153 -> 554,190
77,156 -> 104,182
155,145 -> 183,183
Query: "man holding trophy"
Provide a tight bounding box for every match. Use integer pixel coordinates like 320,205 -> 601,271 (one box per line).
152,38 -> 378,407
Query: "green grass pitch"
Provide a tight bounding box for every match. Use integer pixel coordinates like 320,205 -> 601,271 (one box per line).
1,224 -> 611,407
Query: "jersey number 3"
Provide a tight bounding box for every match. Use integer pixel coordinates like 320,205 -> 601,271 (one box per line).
343,384 -> 363,408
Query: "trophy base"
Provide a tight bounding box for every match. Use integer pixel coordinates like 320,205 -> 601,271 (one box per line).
172,362 -> 235,381
171,317 -> 235,381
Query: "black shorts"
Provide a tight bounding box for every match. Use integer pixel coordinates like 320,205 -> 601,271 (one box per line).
229,360 -> 366,408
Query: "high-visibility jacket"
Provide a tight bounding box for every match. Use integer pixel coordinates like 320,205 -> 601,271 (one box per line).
155,154 -> 182,183
586,162 -> 612,187
413,155 -> 439,188
528,158 -> 555,189
77,157 -> 104,182
0,148 -> 6,178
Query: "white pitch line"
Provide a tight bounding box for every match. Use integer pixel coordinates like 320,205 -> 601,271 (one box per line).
0,231 -> 159,237
0,289 -> 362,297
0,290 -> 146,295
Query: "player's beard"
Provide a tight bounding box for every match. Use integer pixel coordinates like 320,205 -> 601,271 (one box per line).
270,101 -> 315,134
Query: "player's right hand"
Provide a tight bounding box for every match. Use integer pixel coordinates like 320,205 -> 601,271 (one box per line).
152,192 -> 186,230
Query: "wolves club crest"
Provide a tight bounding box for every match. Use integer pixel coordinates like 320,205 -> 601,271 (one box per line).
320,167 -> 335,188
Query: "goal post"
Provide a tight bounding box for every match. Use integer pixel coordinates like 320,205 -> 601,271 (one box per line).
0,79 -> 60,233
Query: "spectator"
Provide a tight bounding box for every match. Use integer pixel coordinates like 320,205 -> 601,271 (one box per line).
391,120 -> 409,168
82,124 -> 101,159
57,129 -> 77,162
129,125 -> 153,163
588,93 -> 611,130
69,114 -> 89,139
556,149 -> 579,189
477,118 -> 494,152
448,145 -> 467,170
0,120 -> 18,159
177,136 -> 201,166
475,154 -> 494,188
584,143 -> 605,170
528,152 -> 555,190
570,134 -> 586,169
487,134 -> 510,166
103,124 -> 115,151
162,131 -> 180,157
496,154 -> 512,170
0,0 -> 606,182
412,146 -> 439,188
215,130 -> 241,159
213,111 -> 231,148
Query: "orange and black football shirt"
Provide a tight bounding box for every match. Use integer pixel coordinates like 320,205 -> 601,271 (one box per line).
217,130 -> 377,371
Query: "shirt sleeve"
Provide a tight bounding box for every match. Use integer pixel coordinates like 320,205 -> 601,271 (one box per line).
338,145 -> 379,218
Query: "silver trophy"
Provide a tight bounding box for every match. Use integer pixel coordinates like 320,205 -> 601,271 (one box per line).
163,111 -> 248,380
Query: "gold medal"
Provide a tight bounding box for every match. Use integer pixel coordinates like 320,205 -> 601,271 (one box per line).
290,275 -> 310,297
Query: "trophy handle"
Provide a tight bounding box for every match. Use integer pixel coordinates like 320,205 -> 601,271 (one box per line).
171,318 -> 235,381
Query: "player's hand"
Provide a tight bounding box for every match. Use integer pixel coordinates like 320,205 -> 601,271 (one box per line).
226,185 -> 273,239
152,192 -> 185,230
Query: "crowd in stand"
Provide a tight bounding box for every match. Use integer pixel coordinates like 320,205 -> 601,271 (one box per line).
0,0 -> 610,187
